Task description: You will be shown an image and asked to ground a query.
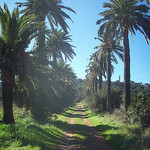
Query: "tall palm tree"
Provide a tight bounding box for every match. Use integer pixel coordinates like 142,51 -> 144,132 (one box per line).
94,49 -> 107,91
86,51 -> 107,93
85,72 -> 96,92
16,0 -> 76,51
0,4 -> 43,124
45,28 -> 76,64
97,0 -> 150,112
95,33 -> 123,113
86,53 -> 99,92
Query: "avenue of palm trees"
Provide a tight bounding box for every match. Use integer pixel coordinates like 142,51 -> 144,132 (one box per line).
0,0 -> 150,124
0,0 -> 76,124
85,0 -> 150,113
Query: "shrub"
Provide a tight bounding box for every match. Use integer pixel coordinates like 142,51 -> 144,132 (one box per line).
127,94 -> 150,128
110,87 -> 122,110
88,91 -> 106,114
85,87 -> 122,114
14,78 -> 76,122
30,82 -> 76,122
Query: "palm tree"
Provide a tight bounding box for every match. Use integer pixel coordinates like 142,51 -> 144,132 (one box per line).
95,33 -> 123,113
85,72 -> 96,92
86,55 -> 99,90
94,49 -> 107,91
97,0 -> 150,112
0,4 -> 43,124
56,60 -> 76,82
86,50 -> 108,94
16,0 -> 76,51
46,28 -> 76,64
86,53 -> 99,92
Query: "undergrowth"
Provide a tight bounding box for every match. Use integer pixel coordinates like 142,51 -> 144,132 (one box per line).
1,102 -> 149,150
83,102 -> 150,150
0,107 -> 64,150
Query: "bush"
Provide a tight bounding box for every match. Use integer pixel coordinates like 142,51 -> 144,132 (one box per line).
111,87 -> 122,109
14,76 -> 76,122
87,91 -> 106,114
85,87 -> 122,114
127,94 -> 150,128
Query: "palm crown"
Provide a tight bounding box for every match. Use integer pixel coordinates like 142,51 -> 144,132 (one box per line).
46,28 -> 76,64
0,3 -> 44,73
16,0 -> 76,33
97,0 -> 150,43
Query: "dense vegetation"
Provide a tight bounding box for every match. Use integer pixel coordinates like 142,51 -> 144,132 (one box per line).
84,81 -> 150,125
0,0 -> 76,123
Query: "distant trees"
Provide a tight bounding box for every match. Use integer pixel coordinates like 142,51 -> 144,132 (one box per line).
85,80 -> 150,120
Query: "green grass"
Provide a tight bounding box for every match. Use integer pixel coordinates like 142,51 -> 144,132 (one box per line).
83,103 -> 150,150
0,104 -> 87,150
0,106 -> 65,150
1,102 -> 149,150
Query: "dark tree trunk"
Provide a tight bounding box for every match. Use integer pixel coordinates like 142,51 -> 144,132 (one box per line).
53,53 -> 57,64
92,79 -> 95,91
2,66 -> 15,124
95,77 -> 97,92
37,15 -> 46,52
99,72 -> 102,91
87,89 -> 90,95
107,51 -> 111,114
123,27 -> 131,112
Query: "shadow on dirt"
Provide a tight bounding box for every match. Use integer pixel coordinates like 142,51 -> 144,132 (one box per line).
51,106 -> 117,150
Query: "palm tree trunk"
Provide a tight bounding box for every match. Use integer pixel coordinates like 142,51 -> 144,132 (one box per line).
107,51 -> 111,114
37,15 -> 46,52
92,79 -> 95,91
87,89 -> 90,95
123,27 -> 131,112
53,53 -> 57,64
95,77 -> 97,92
2,66 -> 15,124
99,72 -> 102,91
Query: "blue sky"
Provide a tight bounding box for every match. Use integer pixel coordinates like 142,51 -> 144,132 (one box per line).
1,0 -> 150,83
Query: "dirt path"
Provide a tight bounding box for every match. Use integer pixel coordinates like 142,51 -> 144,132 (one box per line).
79,104 -> 110,150
58,111 -> 77,150
58,103 -> 111,150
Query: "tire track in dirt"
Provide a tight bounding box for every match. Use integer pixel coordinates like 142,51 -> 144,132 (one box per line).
78,103 -> 111,150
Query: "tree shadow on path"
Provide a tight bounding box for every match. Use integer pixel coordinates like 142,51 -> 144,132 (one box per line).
53,105 -> 115,150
